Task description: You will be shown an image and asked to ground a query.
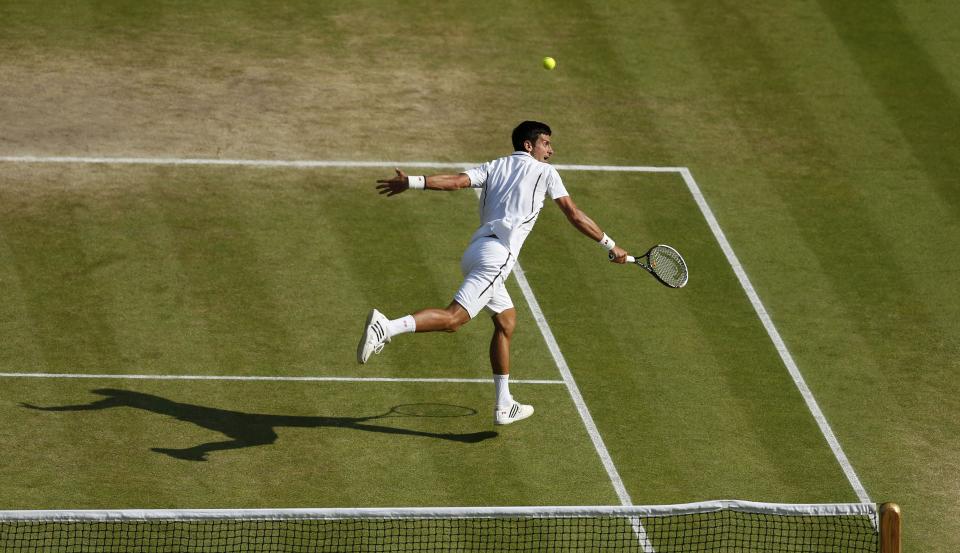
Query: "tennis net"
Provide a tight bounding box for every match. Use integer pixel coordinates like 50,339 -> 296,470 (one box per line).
0,500 -> 897,552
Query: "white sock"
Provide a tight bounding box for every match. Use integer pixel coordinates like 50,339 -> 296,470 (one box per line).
494,374 -> 512,409
385,315 -> 416,338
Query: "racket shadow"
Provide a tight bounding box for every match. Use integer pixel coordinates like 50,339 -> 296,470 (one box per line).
21,389 -> 498,462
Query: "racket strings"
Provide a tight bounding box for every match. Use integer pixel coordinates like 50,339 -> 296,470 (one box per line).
649,247 -> 688,287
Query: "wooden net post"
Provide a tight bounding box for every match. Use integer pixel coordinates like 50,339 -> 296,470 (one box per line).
880,502 -> 901,553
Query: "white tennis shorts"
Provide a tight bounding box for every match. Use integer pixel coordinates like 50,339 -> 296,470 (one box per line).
453,237 -> 515,318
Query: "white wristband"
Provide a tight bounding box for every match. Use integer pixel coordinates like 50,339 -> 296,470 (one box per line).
408,175 -> 425,190
598,233 -> 616,251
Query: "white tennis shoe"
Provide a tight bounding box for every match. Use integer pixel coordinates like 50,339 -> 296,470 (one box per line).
357,308 -> 391,364
494,401 -> 534,425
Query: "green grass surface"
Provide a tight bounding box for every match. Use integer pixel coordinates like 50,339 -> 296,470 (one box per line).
1,1 -> 958,551
0,165 -> 554,378
3,379 -> 616,508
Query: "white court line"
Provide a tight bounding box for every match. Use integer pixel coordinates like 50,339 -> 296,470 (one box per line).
0,372 -> 563,385
511,263 -> 654,552
510,264 -> 634,505
0,153 -> 870,507
465,186 -> 634,505
0,155 -> 680,173
678,168 -> 871,504
467,187 -> 654,552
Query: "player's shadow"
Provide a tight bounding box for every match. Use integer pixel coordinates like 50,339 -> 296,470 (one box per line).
22,388 -> 497,462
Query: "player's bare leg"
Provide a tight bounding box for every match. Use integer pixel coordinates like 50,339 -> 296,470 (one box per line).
490,308 -> 515,376
412,302 -> 471,333
490,308 -> 533,425
358,303 -> 470,364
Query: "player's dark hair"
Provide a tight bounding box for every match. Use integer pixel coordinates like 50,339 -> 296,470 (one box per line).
512,121 -> 552,151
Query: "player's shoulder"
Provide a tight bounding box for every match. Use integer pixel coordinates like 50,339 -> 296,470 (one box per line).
503,152 -> 556,170
487,153 -> 561,179
541,161 -> 563,181
498,152 -> 530,164
483,152 -> 527,172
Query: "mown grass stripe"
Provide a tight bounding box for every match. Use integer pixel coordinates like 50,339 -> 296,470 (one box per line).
0,372 -> 564,384
679,168 -> 871,504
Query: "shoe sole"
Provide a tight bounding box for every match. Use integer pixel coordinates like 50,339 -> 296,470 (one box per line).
356,309 -> 378,364
494,416 -> 532,426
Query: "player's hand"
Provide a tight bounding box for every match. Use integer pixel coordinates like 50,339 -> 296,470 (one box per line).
609,246 -> 629,264
376,168 -> 409,196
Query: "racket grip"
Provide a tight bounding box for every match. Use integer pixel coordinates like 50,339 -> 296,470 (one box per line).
608,253 -> 636,263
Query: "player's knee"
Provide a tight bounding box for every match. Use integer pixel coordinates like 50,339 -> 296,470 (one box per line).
444,308 -> 470,332
494,312 -> 516,337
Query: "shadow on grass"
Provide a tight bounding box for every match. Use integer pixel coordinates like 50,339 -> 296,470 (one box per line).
22,388 -> 497,461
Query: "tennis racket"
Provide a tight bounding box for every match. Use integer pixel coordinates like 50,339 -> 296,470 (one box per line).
611,244 -> 689,288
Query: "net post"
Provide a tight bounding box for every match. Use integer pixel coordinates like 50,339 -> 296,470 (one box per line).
879,502 -> 901,553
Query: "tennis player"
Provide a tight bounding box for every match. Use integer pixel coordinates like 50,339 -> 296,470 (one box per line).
359,121 -> 629,425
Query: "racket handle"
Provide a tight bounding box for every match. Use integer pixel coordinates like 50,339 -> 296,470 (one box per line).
608,253 -> 637,263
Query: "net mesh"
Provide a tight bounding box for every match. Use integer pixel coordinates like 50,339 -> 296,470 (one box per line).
0,503 -> 879,553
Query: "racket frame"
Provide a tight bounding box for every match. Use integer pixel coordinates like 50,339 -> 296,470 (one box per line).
617,244 -> 688,288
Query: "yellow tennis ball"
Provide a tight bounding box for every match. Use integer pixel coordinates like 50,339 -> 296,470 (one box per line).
542,56 -> 557,70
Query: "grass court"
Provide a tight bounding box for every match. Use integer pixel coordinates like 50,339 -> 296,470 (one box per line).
1,2 -> 958,551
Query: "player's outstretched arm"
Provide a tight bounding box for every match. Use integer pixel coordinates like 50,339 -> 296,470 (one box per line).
554,195 -> 629,263
376,169 -> 471,196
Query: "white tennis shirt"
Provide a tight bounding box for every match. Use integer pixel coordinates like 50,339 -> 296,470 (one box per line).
464,151 -> 569,257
